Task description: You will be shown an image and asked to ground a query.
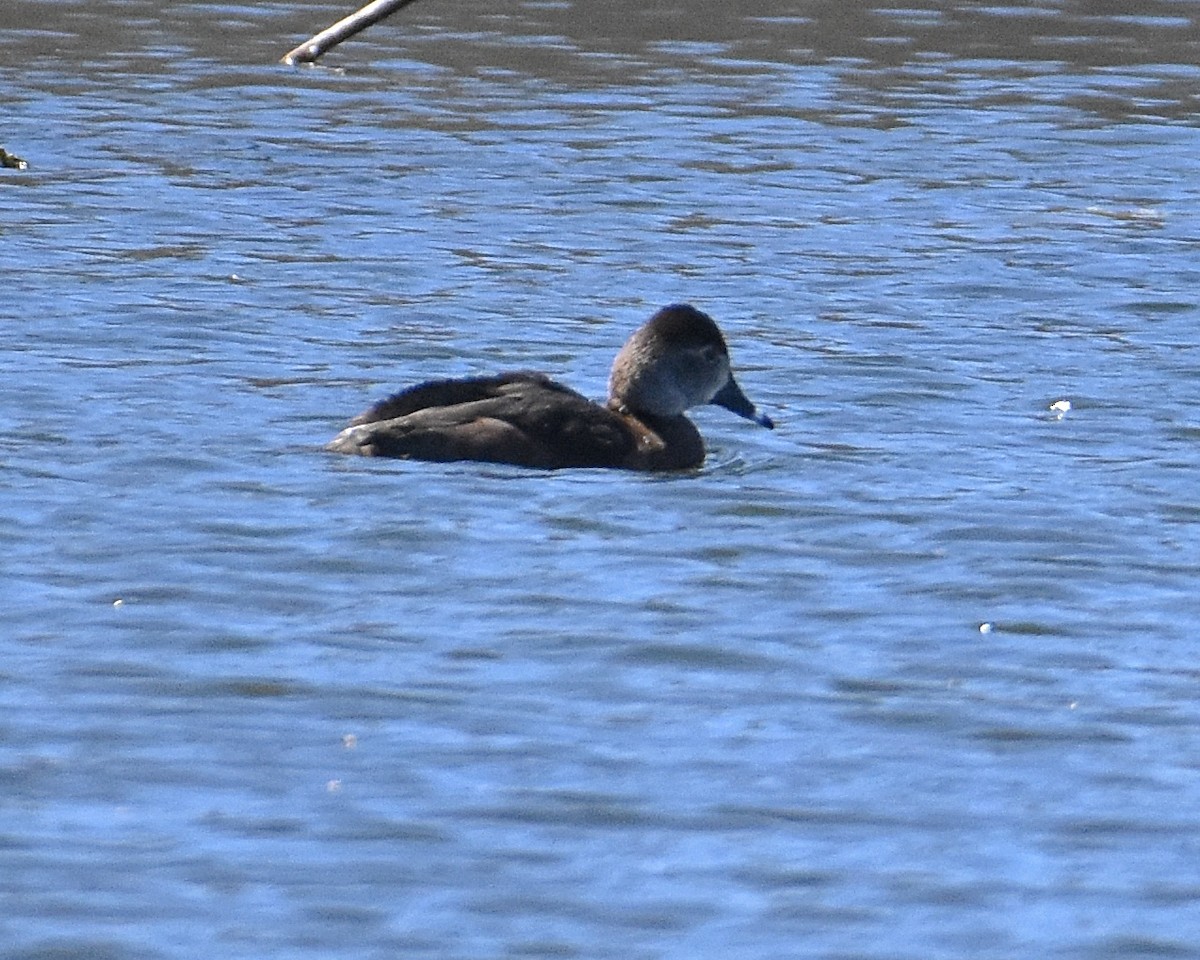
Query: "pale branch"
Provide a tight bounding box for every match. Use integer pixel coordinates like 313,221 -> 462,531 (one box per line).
282,0 -> 423,65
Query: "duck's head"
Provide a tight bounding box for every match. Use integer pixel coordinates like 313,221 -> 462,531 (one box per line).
608,304 -> 774,428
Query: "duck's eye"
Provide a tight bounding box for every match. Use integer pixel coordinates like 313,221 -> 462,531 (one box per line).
699,345 -> 722,366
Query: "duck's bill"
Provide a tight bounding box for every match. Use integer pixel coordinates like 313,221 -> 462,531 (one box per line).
712,377 -> 775,429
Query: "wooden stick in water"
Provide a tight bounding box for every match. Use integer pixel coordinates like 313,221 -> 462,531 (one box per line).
0,148 -> 28,170
281,0 -> 423,65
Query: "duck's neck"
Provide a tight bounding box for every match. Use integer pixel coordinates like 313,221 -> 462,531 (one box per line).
608,401 -> 705,470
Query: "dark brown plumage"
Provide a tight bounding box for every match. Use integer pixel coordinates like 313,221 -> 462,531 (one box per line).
327,304 -> 773,471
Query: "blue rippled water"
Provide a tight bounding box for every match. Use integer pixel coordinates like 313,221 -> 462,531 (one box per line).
3,1 -> 1200,957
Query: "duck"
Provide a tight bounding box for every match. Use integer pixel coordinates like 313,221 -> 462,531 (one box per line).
326,303 -> 774,470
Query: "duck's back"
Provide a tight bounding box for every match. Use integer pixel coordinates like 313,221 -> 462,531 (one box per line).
327,372 -> 637,469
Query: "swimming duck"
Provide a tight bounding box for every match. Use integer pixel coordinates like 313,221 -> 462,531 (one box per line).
326,303 -> 774,470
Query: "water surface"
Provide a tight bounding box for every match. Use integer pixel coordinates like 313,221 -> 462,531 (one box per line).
3,1 -> 1200,958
